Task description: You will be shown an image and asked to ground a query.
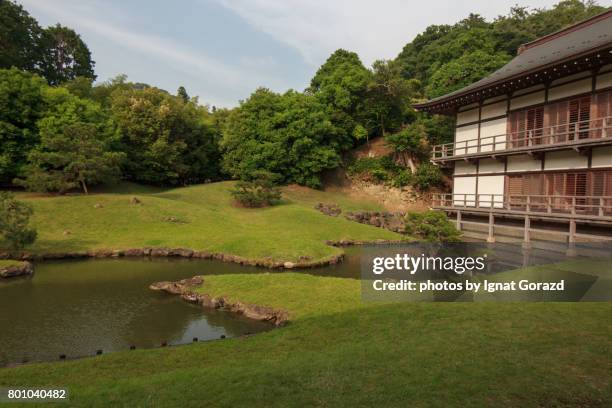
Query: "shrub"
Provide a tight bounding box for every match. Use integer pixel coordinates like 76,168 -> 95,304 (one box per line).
0,192 -> 37,250
404,211 -> 460,242
390,169 -> 412,188
230,171 -> 282,208
412,163 -> 443,191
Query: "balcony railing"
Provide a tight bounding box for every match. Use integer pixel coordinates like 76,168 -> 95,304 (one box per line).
432,116 -> 612,160
431,193 -> 612,219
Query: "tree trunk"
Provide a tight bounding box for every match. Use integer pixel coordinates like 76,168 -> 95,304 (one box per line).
80,179 -> 89,195
406,155 -> 417,173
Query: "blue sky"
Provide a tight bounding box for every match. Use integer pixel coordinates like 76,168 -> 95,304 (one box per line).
20,0 -> 577,107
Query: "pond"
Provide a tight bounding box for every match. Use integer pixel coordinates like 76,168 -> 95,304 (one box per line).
0,243 -> 608,366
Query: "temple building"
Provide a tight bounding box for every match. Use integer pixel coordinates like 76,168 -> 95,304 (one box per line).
414,10 -> 612,244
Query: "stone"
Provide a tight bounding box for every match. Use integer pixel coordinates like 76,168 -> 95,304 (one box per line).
63,230 -> 71,236
130,197 -> 142,205
0,261 -> 34,278
124,248 -> 144,257
94,203 -> 103,209
283,261 -> 295,269
314,203 -> 342,217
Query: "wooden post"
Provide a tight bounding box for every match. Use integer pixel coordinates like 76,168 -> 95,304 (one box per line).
522,215 -> 531,249
571,197 -> 576,215
487,212 -> 495,243
568,220 -> 576,244
567,219 -> 577,257
547,196 -> 552,213
526,196 -> 531,212
456,210 -> 462,231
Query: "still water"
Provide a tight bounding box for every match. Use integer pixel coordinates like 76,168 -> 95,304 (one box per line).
0,243 -> 608,366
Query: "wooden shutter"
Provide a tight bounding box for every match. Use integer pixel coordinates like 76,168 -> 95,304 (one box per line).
568,96 -> 591,140
527,107 -> 544,145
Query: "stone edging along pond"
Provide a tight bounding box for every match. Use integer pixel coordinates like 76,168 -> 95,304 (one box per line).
0,261 -> 34,278
150,276 -> 289,327
0,239 -> 407,271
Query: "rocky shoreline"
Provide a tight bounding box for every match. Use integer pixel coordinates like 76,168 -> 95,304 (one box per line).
0,239 -> 407,270
150,276 -> 289,327
0,261 -> 34,278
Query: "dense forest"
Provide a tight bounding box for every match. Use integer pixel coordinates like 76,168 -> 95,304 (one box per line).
0,0 -> 607,193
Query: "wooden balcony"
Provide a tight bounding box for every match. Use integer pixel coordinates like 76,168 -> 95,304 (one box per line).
431,116 -> 612,162
432,193 -> 612,223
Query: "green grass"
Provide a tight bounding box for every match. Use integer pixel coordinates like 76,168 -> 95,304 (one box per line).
3,182 -> 402,262
0,260 -> 24,268
0,271 -> 609,407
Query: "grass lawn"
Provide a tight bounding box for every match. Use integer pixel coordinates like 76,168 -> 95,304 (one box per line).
3,182 -> 402,263
0,269 -> 609,407
0,260 -> 25,268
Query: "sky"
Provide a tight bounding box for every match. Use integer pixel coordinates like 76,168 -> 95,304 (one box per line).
20,0 -> 577,107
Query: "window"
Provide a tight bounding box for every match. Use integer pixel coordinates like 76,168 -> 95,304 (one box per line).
508,107 -> 544,148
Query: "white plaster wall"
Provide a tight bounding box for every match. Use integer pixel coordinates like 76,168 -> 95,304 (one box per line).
481,101 -> 507,120
544,150 -> 588,170
592,146 -> 612,168
456,108 -> 479,125
478,158 -> 504,174
455,124 -> 479,154
454,160 -> 477,175
459,102 -> 479,111
510,91 -> 545,110
479,118 -> 507,152
453,176 -> 476,206
596,72 -> 612,90
548,78 -> 591,101
477,175 -> 505,208
507,154 -> 541,172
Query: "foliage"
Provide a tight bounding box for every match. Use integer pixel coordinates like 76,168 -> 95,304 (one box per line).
404,210 -> 460,242
221,88 -> 341,188
0,191 -> 36,250
412,163 -> 443,191
0,68 -> 47,184
308,49 -> 372,149
16,123 -> 124,194
395,1 -> 606,97
0,0 -> 44,73
0,1 -> 95,85
177,86 -> 189,102
347,156 -> 412,187
363,59 -> 420,136
426,51 -> 510,98
111,87 -> 221,186
40,24 -> 95,85
230,171 -> 282,208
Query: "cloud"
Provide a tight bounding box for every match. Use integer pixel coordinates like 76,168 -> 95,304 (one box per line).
214,0 -> 561,68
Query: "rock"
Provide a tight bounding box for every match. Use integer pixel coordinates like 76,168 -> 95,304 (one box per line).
0,261 -> 34,278
150,248 -> 170,257
63,230 -> 71,236
170,248 -> 193,258
165,216 -> 179,223
94,203 -> 103,209
124,248 -> 144,257
314,202 -> 342,217
130,197 -> 141,205
283,261 -> 295,269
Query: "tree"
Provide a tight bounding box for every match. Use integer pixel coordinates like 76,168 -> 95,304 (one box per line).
230,170 -> 282,208
221,88 -> 341,188
308,49 -> 372,150
0,191 -> 37,250
0,0 -> 44,73
17,123 -> 124,194
111,87 -> 221,185
426,50 -> 510,98
40,24 -> 95,85
364,60 -> 419,137
177,86 -> 189,102
0,68 -> 47,185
